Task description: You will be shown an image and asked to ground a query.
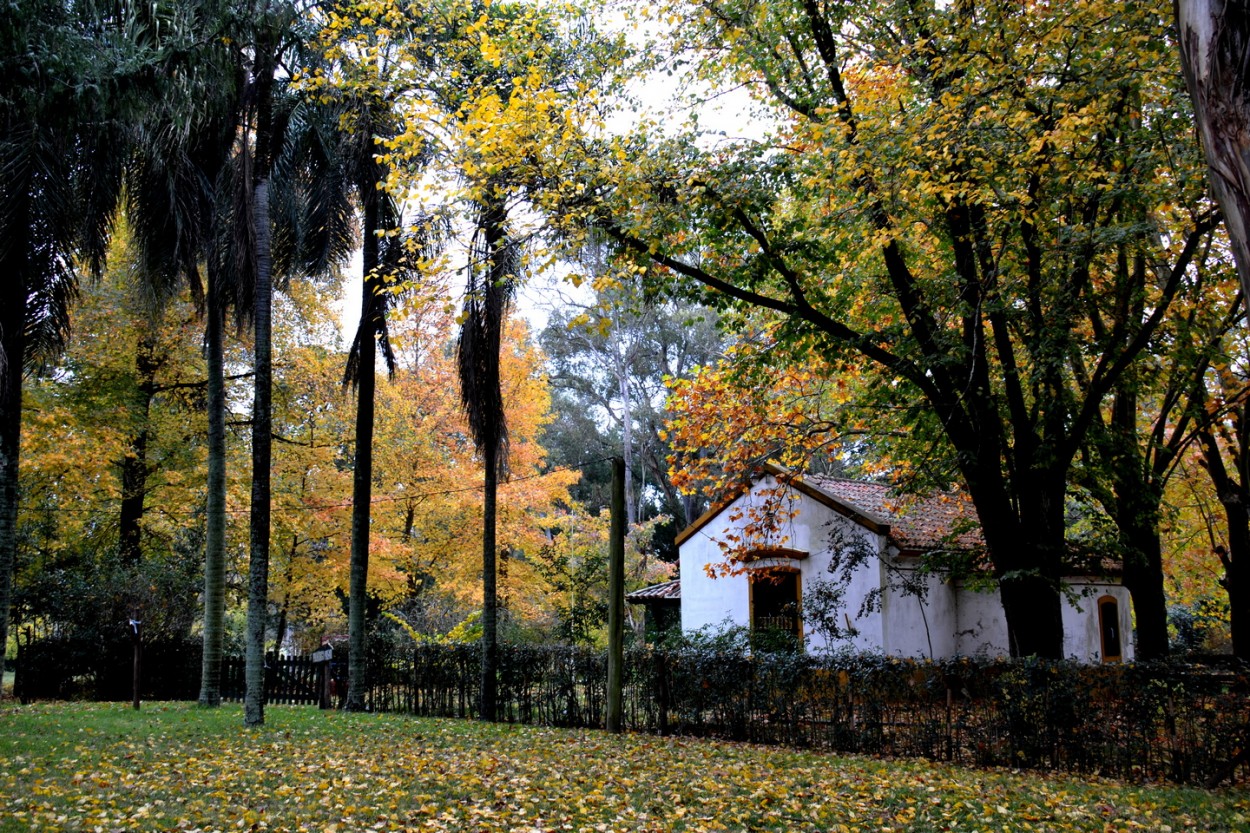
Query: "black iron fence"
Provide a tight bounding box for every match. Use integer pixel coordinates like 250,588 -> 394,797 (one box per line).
13,637 -> 1249,785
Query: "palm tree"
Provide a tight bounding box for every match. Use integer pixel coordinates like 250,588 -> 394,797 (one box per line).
457,193 -> 520,722
0,0 -> 145,681
122,0 -> 250,706
341,99 -> 408,712
236,3 -> 359,724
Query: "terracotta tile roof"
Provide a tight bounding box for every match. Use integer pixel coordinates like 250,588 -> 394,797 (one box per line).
807,476 -> 984,552
625,579 -> 681,603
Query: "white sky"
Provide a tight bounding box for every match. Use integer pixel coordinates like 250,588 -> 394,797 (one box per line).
332,7 -> 771,344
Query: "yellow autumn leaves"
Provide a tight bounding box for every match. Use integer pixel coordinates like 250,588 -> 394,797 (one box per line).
3,702 -> 1247,832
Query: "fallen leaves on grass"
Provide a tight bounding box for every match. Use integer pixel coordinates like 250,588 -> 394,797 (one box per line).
0,702 -> 1246,832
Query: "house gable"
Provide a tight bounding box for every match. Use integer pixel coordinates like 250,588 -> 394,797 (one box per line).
674,464 -> 892,549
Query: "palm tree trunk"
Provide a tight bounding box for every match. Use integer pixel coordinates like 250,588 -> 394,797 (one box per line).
480,442 -> 498,721
245,175 -> 274,727
199,269 -> 227,707
0,221 -> 27,695
345,194 -> 380,711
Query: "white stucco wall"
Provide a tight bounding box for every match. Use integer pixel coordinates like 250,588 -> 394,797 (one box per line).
880,566 -> 960,659
679,522 -> 752,633
1061,582 -> 1134,662
953,584 -> 1011,657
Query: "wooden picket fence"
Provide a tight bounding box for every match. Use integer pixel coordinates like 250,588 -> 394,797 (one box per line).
13,639 -> 335,707
220,653 -> 331,706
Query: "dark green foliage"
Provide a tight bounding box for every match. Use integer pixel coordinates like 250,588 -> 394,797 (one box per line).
15,546 -> 202,647
16,626 -> 1250,785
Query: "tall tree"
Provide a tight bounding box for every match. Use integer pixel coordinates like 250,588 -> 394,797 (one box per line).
309,0 -> 623,697
457,194 -> 518,722
509,0 -> 1218,656
121,0 -> 246,707
540,276 -> 722,541
236,0 -> 357,725
341,110 -> 391,712
0,0 -> 154,678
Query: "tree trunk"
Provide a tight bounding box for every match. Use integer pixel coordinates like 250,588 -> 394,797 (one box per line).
617,364 -> 637,527
199,269 -> 227,707
118,330 -> 158,565
997,574 -> 1064,658
245,175 -> 274,727
1196,413 -> 1250,659
1108,387 -> 1171,659
1111,451 -> 1171,660
345,190 -> 381,712
1119,519 -> 1171,659
1223,498 -> 1250,659
480,441 -> 498,721
1176,1 -> 1250,306
0,218 -> 27,695
963,458 -> 1066,659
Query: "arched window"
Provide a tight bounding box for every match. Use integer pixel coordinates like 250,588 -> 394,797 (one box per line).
1098,595 -> 1122,663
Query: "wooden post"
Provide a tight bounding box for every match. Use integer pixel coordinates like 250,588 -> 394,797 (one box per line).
129,613 -> 142,711
607,456 -> 625,733
313,645 -> 333,710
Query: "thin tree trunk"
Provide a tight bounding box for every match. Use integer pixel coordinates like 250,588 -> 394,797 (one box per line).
199,269 -> 227,707
345,193 -> 380,711
1197,413 -> 1250,659
480,442 -> 498,721
0,218 -> 27,696
245,176 -> 274,727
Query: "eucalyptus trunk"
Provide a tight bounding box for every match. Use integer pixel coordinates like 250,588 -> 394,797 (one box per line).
199,270 -> 227,707
1176,1 -> 1250,305
245,175 -> 274,727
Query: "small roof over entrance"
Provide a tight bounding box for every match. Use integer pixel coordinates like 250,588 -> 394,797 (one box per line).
625,579 -> 680,604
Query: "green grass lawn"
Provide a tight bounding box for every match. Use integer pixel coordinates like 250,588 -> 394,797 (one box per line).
1,702 -> 1246,832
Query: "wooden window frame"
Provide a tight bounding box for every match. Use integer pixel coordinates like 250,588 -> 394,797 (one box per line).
748,565 -> 803,642
1097,594 -> 1122,663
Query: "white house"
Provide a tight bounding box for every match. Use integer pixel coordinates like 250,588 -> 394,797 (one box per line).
630,466 -> 1132,663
